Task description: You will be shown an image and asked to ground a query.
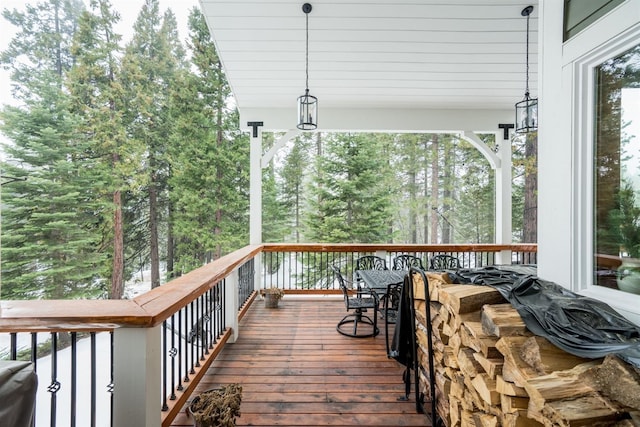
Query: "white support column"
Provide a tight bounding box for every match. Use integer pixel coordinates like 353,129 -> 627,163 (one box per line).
225,271 -> 240,343
495,131 -> 513,264
249,123 -> 263,245
254,251 -> 263,295
113,326 -> 161,427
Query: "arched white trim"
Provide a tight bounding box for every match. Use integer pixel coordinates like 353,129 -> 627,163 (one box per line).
261,129 -> 302,168
461,131 -> 501,169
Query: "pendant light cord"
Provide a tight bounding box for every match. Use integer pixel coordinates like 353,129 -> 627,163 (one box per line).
305,11 -> 309,92
525,10 -> 530,97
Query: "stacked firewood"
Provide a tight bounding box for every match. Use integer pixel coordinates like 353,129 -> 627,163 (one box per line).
412,272 -> 640,427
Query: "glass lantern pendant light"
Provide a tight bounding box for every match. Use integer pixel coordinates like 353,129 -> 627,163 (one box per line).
297,3 -> 318,131
515,5 -> 537,134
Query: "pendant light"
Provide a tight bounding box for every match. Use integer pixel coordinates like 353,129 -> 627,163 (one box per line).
515,5 -> 537,134
297,3 -> 317,131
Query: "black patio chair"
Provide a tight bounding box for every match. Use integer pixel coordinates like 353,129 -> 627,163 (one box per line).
332,265 -> 379,338
392,254 -> 424,270
356,255 -> 388,271
429,254 -> 461,270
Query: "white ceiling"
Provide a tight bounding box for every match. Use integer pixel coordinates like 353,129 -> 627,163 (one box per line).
198,0 -> 539,132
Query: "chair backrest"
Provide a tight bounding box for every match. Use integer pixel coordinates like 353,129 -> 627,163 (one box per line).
331,265 -> 351,307
356,255 -> 387,271
392,254 -> 424,270
429,254 -> 460,270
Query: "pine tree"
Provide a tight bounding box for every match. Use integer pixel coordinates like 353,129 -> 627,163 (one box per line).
66,0 -> 131,299
279,134 -> 312,242
168,8 -> 249,273
120,0 -> 185,287
304,132 -> 393,243
0,0 -> 107,299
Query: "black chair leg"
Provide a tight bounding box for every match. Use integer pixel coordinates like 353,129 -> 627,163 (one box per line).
337,310 -> 379,338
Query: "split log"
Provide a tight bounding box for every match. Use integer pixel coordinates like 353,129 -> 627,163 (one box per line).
580,354 -> 640,411
450,371 -> 466,400
541,392 -> 624,427
412,271 -> 452,301
501,409 -> 544,427
471,373 -> 501,406
481,303 -> 530,337
473,352 -> 503,379
496,375 -> 528,397
472,412 -> 499,427
501,393 -> 530,414
438,285 -> 506,314
458,347 -> 484,378
496,336 -> 590,385
450,397 -> 461,427
460,410 -> 475,427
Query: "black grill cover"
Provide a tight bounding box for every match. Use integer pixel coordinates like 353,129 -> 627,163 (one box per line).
0,360 -> 37,427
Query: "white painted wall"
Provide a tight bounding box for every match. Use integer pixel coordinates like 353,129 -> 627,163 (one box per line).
538,0 -> 640,322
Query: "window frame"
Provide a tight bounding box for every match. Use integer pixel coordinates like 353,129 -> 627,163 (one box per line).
574,22 -> 640,311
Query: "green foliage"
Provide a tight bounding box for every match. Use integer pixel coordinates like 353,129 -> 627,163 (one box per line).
304,133 -> 394,243
1,0 -> 107,299
168,8 -> 249,274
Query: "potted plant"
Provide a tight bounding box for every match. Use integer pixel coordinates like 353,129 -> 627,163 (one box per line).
263,287 -> 284,308
187,383 -> 242,427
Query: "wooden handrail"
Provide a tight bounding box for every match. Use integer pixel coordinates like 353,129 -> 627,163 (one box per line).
0,243 -> 536,332
0,244 -> 262,332
262,242 -> 538,253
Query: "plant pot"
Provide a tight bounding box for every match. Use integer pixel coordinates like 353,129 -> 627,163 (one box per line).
187,385 -> 242,427
264,293 -> 279,308
617,259 -> 640,295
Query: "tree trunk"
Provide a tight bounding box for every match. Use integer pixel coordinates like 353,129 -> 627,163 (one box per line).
523,133 -> 538,243
111,187 -> 124,299
214,59 -> 224,259
149,155 -> 160,289
166,196 -> 175,279
430,135 -> 440,243
442,138 -> 454,244
423,137 -> 430,243
409,167 -> 417,243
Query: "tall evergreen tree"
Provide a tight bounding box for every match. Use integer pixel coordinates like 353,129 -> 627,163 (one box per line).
121,0 -> 185,287
0,0 -> 107,299
279,134 -> 312,242
66,0 -> 131,299
168,8 -> 249,273
304,132 -> 393,243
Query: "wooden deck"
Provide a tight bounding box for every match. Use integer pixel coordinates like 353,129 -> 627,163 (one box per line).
170,297 -> 431,426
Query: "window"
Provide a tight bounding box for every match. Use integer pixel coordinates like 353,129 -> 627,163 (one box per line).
593,43 -> 640,293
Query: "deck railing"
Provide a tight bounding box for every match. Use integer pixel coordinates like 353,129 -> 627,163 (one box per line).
0,243 -> 535,427
262,243 -> 537,292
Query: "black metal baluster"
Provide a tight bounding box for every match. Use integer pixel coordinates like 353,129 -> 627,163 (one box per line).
70,332 -> 77,427
90,333 -> 96,427
49,332 -> 60,427
183,306 -> 190,383
208,288 -> 214,349
189,301 -> 196,374
109,331 -> 114,427
31,333 -> 37,427
199,296 -> 205,361
10,332 -> 17,360
221,281 -> 226,331
177,309 -> 183,391
196,295 -> 202,360
162,320 -> 168,411
169,314 -> 177,401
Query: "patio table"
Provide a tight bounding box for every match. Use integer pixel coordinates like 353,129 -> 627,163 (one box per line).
355,269 -> 407,296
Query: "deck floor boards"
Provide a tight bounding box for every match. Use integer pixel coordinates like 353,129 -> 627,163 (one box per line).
170,298 -> 431,427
